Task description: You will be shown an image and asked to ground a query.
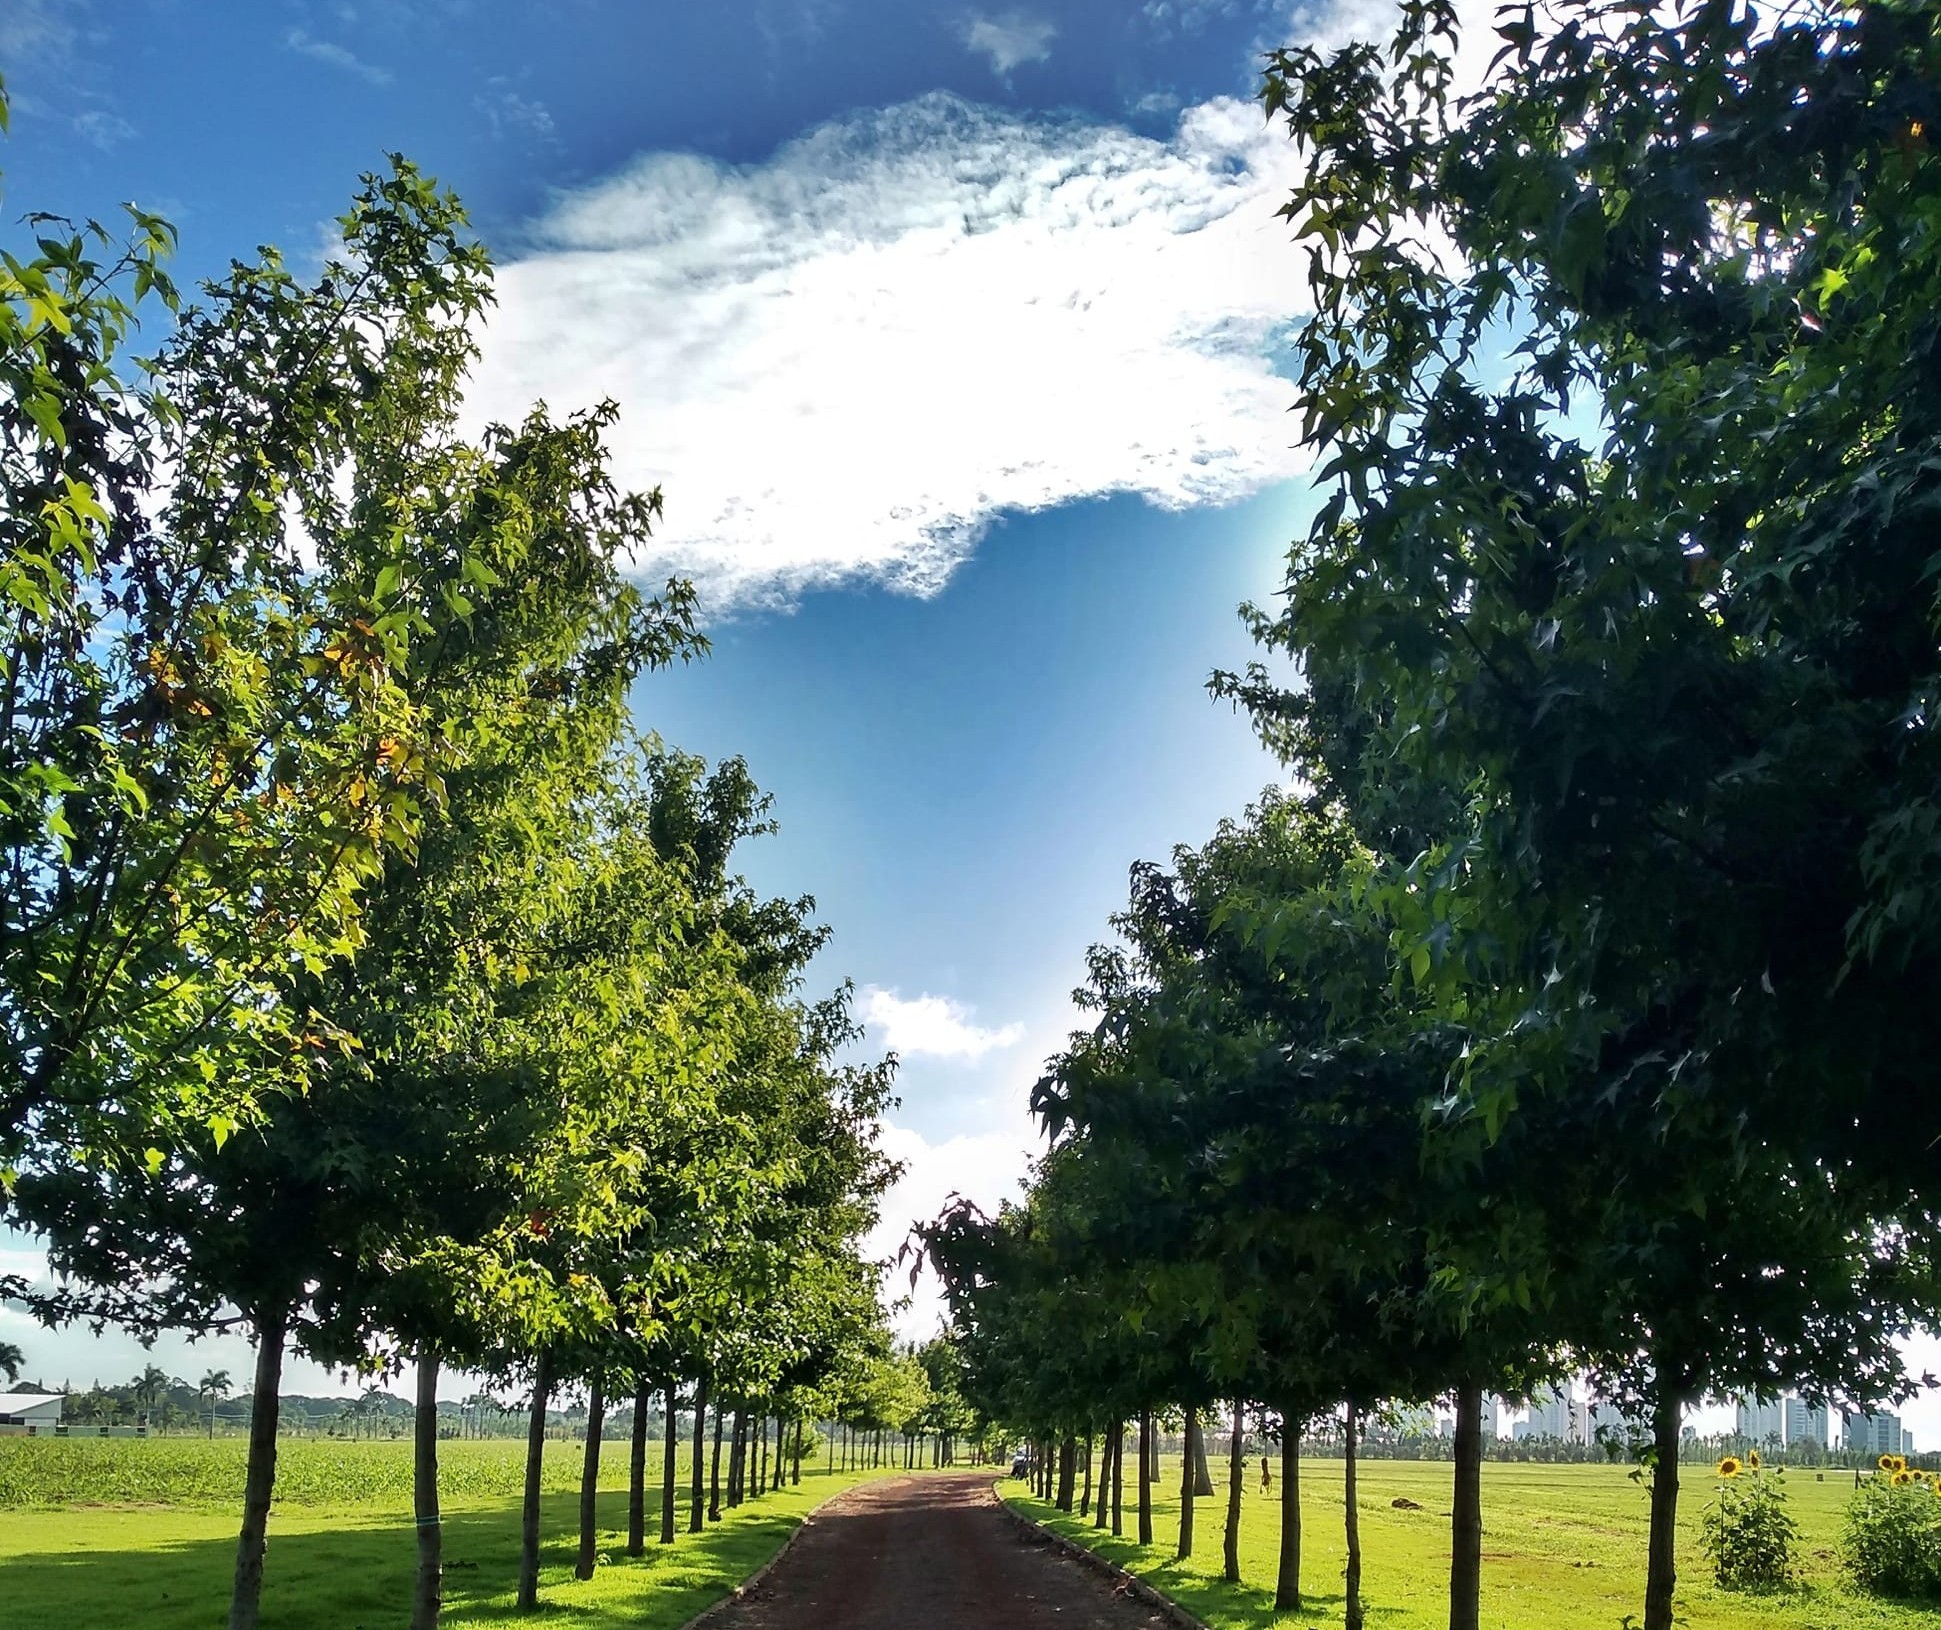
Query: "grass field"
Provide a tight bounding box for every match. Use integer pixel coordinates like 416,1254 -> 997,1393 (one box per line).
0,1436 -> 892,1629
1004,1454 -> 1941,1630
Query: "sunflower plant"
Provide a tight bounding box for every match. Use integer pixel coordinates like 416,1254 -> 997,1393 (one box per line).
1844,1465 -> 1941,1600
1700,1455 -> 1798,1591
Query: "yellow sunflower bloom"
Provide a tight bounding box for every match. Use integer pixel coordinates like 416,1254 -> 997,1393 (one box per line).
1894,1470 -> 1915,1488
1747,1450 -> 1762,1470
1880,1454 -> 1898,1472
1716,1456 -> 1743,1479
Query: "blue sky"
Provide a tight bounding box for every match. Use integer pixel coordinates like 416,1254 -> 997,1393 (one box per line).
2,0 -> 1342,1395
9,0 -> 1933,1445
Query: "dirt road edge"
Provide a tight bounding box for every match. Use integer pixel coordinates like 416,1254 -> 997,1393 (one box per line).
674,1479 -> 894,1630
991,1482 -> 1213,1630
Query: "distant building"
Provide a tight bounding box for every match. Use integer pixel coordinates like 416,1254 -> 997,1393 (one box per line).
0,1393 -> 63,1435
1782,1397 -> 1829,1450
1846,1411 -> 1905,1457
1588,1400 -> 1648,1444
1515,1387 -> 1570,1441
1737,1397 -> 1785,1448
1481,1395 -> 1502,1440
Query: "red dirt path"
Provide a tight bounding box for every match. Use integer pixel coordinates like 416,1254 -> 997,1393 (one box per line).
704,1472 -> 1174,1630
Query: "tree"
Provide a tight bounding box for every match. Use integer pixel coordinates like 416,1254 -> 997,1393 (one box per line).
199,1368 -> 232,1439
0,1340 -> 21,1384
0,111 -> 463,1180
1225,6 -> 1941,1625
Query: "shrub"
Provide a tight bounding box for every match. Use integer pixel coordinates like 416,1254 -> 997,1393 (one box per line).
1700,1456 -> 1798,1590
1843,1470 -> 1941,1599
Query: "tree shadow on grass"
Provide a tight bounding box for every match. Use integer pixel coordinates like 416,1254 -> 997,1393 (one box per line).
1,1487 -> 813,1630
1013,1494 -> 1419,1630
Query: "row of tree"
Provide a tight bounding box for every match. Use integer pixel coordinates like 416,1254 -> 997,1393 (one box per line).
0,81 -> 906,1630
926,5 -> 1941,1630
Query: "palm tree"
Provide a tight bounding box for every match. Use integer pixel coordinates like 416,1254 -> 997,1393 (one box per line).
130,1363 -> 171,1432
0,1340 -> 22,1385
199,1369 -> 233,1439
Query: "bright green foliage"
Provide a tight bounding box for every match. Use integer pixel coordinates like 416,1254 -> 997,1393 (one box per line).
1,124 -> 493,1164
1845,1475 -> 1941,1602
1701,1462 -> 1799,1591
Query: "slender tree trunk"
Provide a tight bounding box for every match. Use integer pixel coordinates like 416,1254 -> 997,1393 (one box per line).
1449,1382 -> 1483,1630
1136,1411 -> 1153,1545
1057,1434 -> 1077,1511
708,1404 -> 725,1521
660,1384 -> 679,1545
227,1302 -> 289,1630
628,1377 -> 650,1557
1177,1404 -> 1197,1561
518,1349 -> 554,1613
1224,1401 -> 1245,1584
576,1373 -> 605,1581
1080,1433 -> 1093,1518
411,1347 -> 443,1630
1644,1387 -> 1682,1630
1192,1411 -> 1215,1498
1112,1419 -> 1124,1535
1095,1426 -> 1114,1530
1344,1400 -> 1363,1630
727,1409 -> 745,1508
688,1378 -> 709,1534
1276,1418 -> 1302,1611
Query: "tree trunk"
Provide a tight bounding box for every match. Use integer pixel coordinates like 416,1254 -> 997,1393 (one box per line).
708,1403 -> 725,1521
1344,1400 -> 1363,1630
688,1377 -> 708,1534
727,1409 -> 745,1508
1080,1433 -> 1093,1518
1177,1404 -> 1197,1560
660,1384 -> 679,1545
1137,1410 -> 1153,1545
628,1377 -> 650,1557
1192,1411 -> 1215,1497
411,1347 -> 443,1630
1644,1387 -> 1682,1630
1112,1420 -> 1124,1535
1057,1434 -> 1077,1511
1276,1419 -> 1302,1611
1449,1382 -> 1483,1630
1223,1401 -> 1245,1584
227,1302 -> 289,1630
517,1348 -> 554,1613
576,1372 -> 605,1581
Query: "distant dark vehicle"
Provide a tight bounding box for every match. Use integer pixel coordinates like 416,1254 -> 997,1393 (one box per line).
1011,1454 -> 1030,1479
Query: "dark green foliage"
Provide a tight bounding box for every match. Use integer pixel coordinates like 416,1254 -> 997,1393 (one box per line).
1701,1464 -> 1799,1591
1843,1475 -> 1941,1600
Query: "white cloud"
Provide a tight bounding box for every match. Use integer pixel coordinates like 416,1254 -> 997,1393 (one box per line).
285,28 -> 391,85
467,91 -> 1311,610
959,9 -> 1057,75
868,1120 -> 1033,1339
72,108 -> 134,149
476,77 -> 556,144
859,985 -> 1025,1062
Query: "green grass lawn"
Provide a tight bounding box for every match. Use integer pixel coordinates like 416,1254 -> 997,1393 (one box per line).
1004,1454 -> 1941,1630
0,1437 -> 898,1629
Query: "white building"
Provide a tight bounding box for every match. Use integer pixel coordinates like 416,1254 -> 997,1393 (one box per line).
1846,1411 -> 1905,1457
0,1393 -> 63,1435
1736,1397 -> 1785,1448
1782,1396 -> 1829,1449
1588,1400 -> 1648,1444
1515,1387 -> 1571,1441
1481,1395 -> 1502,1440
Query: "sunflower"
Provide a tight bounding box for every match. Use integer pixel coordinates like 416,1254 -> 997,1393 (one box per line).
1881,1454 -> 1899,1472
1894,1470 -> 1915,1488
1747,1450 -> 1762,1470
1715,1456 -> 1743,1479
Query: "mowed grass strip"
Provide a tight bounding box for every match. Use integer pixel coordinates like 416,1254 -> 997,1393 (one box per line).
1004,1454 -> 1941,1629
0,1437 -> 898,1630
